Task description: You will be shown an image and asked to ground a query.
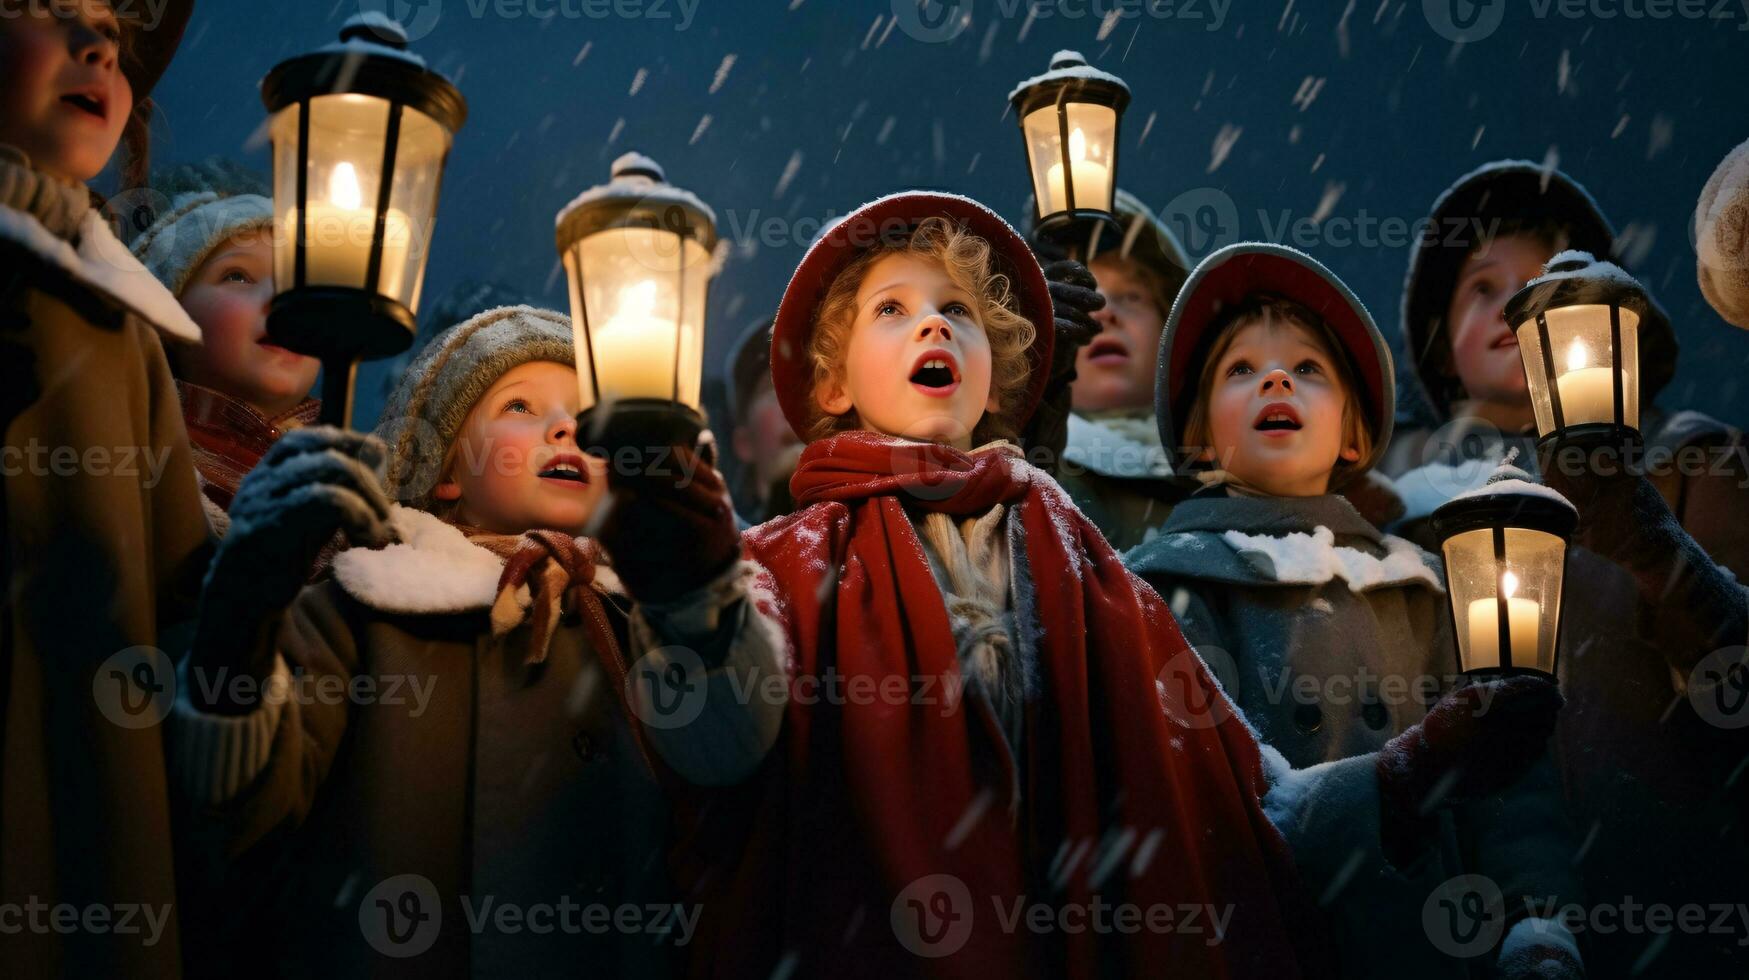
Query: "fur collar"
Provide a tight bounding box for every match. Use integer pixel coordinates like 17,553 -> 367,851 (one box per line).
1064,410 -> 1175,480
331,505 -> 622,615
0,203 -> 201,343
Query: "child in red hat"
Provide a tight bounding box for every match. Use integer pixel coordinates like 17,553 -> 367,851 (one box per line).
597,192 -> 1333,979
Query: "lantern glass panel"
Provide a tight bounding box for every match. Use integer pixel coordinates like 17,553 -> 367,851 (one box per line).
565,225 -> 710,413
1516,304 -> 1641,433
1442,526 -> 1566,675
1022,102 -> 1117,217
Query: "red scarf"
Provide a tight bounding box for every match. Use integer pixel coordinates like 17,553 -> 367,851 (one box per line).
677,431 -> 1329,980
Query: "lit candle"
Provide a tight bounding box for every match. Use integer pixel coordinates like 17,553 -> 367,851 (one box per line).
1465,571 -> 1542,670
1553,341 -> 1623,426
1044,127 -> 1111,213
590,278 -> 677,402
301,162 -> 413,300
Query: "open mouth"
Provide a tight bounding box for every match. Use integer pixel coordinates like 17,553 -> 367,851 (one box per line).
1490,332 -> 1520,351
537,454 -> 591,486
1086,337 -> 1129,364
909,350 -> 961,396
1253,402 -> 1303,433
61,93 -> 105,120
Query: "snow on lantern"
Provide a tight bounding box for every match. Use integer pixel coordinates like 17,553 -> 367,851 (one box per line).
1430,471 -> 1577,678
556,153 -> 718,462
1009,50 -> 1130,236
261,13 -> 466,428
1505,251 -> 1651,444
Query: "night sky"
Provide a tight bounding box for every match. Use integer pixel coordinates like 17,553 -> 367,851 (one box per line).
142,0 -> 1749,434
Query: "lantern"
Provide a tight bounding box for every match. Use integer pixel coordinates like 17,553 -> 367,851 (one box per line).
1009,50 -> 1130,237
556,153 -> 718,462
1504,251 -> 1651,444
1430,475 -> 1577,678
261,13 -> 467,428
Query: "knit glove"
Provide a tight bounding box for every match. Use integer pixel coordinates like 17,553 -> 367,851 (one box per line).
1542,450 -> 1748,672
189,427 -> 396,713
598,444 -> 742,605
1492,919 -> 1584,980
1376,676 -> 1564,868
1019,258 -> 1105,472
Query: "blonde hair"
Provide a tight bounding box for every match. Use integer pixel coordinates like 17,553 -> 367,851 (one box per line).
1180,294 -> 1375,484
804,216 -> 1037,444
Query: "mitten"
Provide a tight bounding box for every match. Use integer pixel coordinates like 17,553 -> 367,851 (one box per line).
598,444 -> 742,604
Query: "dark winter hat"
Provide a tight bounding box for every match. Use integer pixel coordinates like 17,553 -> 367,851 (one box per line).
1026,187 -> 1192,307
120,0 -> 195,100
1401,160 -> 1678,420
1156,242 -> 1395,476
729,318 -> 775,423
377,305 -> 575,508
769,191 -> 1055,439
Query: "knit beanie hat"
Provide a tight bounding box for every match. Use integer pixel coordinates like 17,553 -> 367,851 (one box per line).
1697,137 -> 1749,330
377,305 -> 576,509
130,191 -> 275,297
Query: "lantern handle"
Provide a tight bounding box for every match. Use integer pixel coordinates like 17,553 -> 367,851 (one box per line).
339,13 -> 411,50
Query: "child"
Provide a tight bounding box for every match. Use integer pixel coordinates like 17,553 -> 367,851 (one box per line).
724,318 -> 801,524
131,189 -> 321,531
168,307 -> 674,976
1389,165 -> 1749,977
1034,189 -> 1193,551
0,3 -> 207,976
1125,243 -> 1582,979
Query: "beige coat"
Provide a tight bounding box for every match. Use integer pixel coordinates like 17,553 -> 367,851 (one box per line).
2,198 -> 213,977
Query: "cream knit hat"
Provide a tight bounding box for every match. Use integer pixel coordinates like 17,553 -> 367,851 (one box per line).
130,191 -> 275,298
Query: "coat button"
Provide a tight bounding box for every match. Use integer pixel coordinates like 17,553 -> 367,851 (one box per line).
1292,703 -> 1323,734
1361,701 -> 1389,731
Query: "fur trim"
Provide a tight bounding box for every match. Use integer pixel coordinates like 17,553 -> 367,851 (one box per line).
0,204 -> 200,342
1220,525 -> 1445,593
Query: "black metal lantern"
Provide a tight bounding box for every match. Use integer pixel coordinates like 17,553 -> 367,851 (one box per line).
1504,251 -> 1651,445
556,153 -> 718,464
261,13 -> 467,428
1009,50 -> 1130,237
1430,476 -> 1577,678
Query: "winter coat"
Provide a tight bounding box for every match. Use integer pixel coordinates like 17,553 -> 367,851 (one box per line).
166,506 -> 676,980
1,151 -> 213,979
1053,408 -> 1189,551
1126,489 -> 1585,979
177,381 -> 321,536
1389,461 -> 1749,978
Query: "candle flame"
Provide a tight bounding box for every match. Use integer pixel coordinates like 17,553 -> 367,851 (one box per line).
1501,570 -> 1520,598
330,162 -> 364,211
1565,341 -> 1587,374
1069,127 -> 1087,162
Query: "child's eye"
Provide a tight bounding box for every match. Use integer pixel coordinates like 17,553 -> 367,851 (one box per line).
221,268 -> 255,284
875,301 -> 903,318
1295,360 -> 1323,376
503,399 -> 532,414
1226,361 -> 1253,377
943,302 -> 972,318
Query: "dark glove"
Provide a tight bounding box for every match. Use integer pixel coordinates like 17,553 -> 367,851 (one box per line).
598,444 -> 742,604
1542,450 -> 1748,670
1377,676 -> 1564,867
190,427 -> 396,712
1019,259 -> 1105,471
1492,922 -> 1584,980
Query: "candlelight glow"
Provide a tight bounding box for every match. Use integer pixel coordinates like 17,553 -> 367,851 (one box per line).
1502,570 -> 1520,598
1069,126 -> 1087,161
330,162 -> 363,210
1565,342 -> 1587,374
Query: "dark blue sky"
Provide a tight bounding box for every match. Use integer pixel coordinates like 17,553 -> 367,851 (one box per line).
147,0 -> 1749,430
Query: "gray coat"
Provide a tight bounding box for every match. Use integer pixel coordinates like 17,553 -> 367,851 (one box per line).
1127,490 -> 1584,979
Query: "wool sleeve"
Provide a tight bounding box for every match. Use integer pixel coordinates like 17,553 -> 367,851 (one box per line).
626,557 -> 789,786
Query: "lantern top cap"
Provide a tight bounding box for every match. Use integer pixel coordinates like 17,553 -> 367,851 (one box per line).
554,152 -> 718,247
1007,50 -> 1130,103
260,13 -> 468,132
327,13 -> 424,66
1430,465 -> 1578,541
1505,248 -> 1655,327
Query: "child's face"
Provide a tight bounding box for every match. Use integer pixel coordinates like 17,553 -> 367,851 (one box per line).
1446,233 -> 1554,410
816,252 -> 999,451
1201,319 -> 1361,497
732,383 -> 802,504
176,234 -> 321,417
0,2 -> 132,182
1072,255 -> 1166,414
435,360 -> 607,535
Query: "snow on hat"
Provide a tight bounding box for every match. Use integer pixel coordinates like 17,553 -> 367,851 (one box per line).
377,305 -> 575,508
1399,160 -> 1679,420
1155,242 -> 1395,477
130,191 -> 274,297
1696,137 -> 1749,331
769,190 -> 1054,439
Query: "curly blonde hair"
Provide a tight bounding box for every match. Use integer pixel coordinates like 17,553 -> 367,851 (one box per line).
803,216 -> 1037,444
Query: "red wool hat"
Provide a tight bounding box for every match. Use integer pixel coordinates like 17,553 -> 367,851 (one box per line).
769,191 -> 1055,439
